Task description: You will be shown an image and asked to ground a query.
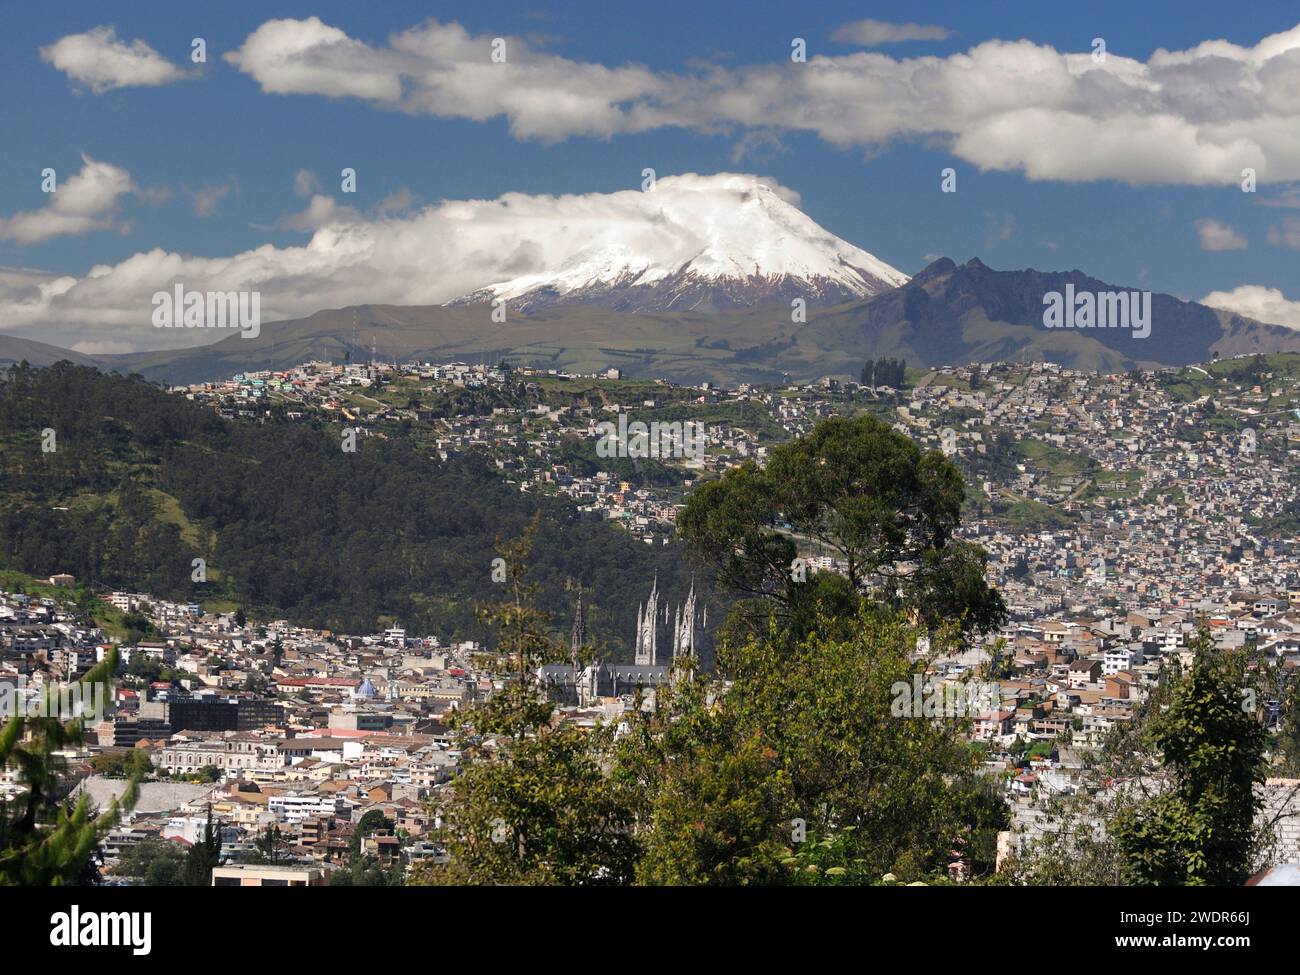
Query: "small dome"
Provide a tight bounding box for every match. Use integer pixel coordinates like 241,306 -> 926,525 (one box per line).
357,678 -> 377,699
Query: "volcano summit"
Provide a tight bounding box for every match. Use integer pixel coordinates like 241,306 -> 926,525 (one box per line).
451,173 -> 908,313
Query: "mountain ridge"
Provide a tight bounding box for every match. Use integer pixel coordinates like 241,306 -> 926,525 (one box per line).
3,258 -> 1298,386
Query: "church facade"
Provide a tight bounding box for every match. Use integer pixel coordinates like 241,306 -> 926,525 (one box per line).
539,578 -> 701,707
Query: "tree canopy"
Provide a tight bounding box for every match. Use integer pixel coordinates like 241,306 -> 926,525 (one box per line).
677,413 -> 1005,641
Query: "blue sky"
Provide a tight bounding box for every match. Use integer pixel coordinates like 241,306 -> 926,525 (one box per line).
4,1 -> 1300,351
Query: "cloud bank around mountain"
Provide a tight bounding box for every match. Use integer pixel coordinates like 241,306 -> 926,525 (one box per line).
0,173 -> 840,351
5,162 -> 1297,352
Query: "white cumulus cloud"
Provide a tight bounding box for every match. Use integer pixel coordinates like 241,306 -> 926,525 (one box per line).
1195,218 -> 1247,250
225,17 -> 665,140
830,20 -> 953,46
1267,215 -> 1300,247
1201,284 -> 1300,329
293,169 -> 322,197
40,26 -> 186,93
220,17 -> 1300,185
0,155 -> 136,244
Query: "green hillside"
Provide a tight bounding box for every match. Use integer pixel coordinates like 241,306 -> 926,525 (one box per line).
0,362 -> 701,655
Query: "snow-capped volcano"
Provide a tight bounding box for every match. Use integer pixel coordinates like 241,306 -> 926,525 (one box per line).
450,173 -> 908,313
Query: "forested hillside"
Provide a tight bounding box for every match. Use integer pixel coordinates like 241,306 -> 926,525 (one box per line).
0,362 -> 700,654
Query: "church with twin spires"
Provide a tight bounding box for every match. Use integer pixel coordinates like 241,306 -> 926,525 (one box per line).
538,575 -> 702,707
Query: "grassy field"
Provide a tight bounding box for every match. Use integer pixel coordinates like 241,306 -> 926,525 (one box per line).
1015,439 -> 1092,478
0,568 -> 75,600
1084,468 -> 1142,501
993,498 -> 1077,531
146,487 -> 212,551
